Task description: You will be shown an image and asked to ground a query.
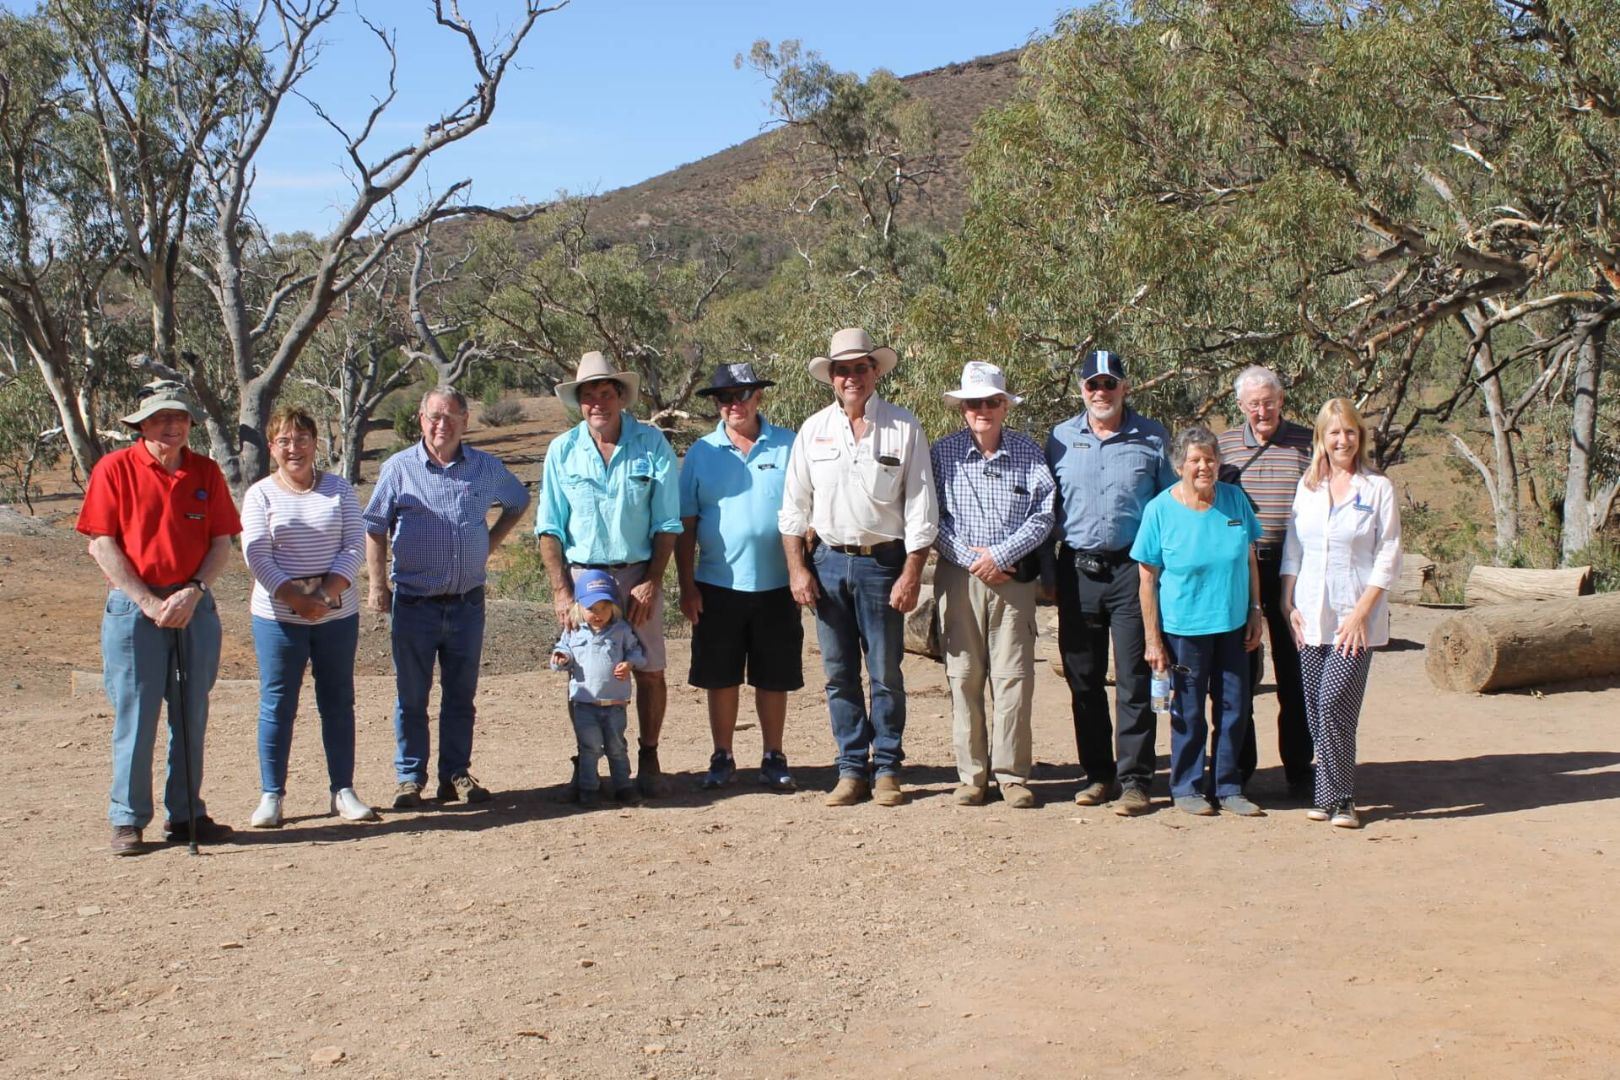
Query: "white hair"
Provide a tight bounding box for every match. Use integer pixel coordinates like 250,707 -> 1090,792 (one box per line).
1233,365 -> 1284,399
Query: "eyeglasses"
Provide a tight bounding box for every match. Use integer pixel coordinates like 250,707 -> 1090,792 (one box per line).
712,388 -> 757,405
273,435 -> 316,450
1239,397 -> 1282,413
961,397 -> 1006,410
830,363 -> 873,379
1085,376 -> 1121,392
421,412 -> 466,426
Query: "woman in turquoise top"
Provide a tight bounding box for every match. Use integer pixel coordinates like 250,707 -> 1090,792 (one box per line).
1132,425 -> 1265,816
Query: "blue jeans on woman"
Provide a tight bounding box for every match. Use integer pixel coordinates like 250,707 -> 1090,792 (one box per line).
811,543 -> 907,780
1165,628 -> 1251,798
251,614 -> 360,794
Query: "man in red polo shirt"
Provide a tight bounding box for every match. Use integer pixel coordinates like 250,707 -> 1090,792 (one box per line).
77,381 -> 241,855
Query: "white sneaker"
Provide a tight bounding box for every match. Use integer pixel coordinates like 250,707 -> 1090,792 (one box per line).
250,792 -> 283,828
331,788 -> 379,822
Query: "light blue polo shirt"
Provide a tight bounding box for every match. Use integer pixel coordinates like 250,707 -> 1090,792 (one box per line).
535,412 -> 682,564
678,417 -> 794,592
1130,481 -> 1261,636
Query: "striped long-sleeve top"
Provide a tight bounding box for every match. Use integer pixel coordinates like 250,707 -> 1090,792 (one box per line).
241,472 -> 364,624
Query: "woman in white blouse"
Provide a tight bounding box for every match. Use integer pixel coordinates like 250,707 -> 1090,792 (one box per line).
241,407 -> 377,827
1280,398 -> 1401,829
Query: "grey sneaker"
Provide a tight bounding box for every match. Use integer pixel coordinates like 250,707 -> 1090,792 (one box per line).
1174,795 -> 1217,817
436,772 -> 491,803
759,751 -> 796,791
1219,794 -> 1265,817
1330,799 -> 1361,829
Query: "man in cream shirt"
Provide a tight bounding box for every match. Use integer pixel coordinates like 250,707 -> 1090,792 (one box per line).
780,328 -> 938,808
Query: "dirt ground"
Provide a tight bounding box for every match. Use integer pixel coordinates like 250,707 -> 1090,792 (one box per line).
2,406 -> 1617,1080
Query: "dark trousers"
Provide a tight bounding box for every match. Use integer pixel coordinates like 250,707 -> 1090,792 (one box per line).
1239,556 -> 1313,787
1055,555 -> 1154,788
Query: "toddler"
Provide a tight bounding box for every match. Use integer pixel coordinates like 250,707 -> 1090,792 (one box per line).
550,570 -> 648,806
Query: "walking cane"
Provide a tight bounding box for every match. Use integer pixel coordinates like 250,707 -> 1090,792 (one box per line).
171,628 -> 200,856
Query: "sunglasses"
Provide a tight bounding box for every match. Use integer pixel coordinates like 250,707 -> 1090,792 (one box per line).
712,387 -> 757,405
961,397 -> 1006,410
830,363 -> 874,379
1085,376 -> 1121,391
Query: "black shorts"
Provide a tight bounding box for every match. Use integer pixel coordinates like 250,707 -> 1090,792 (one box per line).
688,583 -> 804,692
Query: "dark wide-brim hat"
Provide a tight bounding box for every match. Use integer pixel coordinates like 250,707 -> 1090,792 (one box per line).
696,361 -> 776,398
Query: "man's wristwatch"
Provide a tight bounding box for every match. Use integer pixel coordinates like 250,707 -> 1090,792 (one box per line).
189,578 -> 208,594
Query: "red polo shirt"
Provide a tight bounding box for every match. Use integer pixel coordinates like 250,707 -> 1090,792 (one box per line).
77,443 -> 242,586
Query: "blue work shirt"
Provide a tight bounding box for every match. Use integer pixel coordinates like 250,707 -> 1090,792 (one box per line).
679,417 -> 794,592
1046,407 -> 1176,551
551,618 -> 647,702
1131,482 -> 1261,635
535,413 -> 682,564
362,441 -> 531,597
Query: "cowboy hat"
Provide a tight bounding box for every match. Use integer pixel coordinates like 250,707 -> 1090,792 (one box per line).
696,361 -> 776,398
942,361 -> 1023,406
807,328 -> 899,385
121,379 -> 202,428
555,351 -> 641,412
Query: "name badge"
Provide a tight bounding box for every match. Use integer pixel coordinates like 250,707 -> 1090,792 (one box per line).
1353,496 -> 1374,514
185,512 -> 206,520
1227,519 -> 1242,527
629,459 -> 654,481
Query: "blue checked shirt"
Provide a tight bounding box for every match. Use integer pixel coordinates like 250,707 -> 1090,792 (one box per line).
362,441 -> 530,597
930,428 -> 1056,570
1046,406 -> 1176,551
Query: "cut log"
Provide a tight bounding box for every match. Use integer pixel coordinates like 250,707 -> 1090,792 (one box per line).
1463,564 -> 1593,606
1425,592 -> 1620,692
1393,551 -> 1438,605
904,584 -> 942,661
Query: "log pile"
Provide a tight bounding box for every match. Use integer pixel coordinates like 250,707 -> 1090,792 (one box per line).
1463,564 -> 1592,606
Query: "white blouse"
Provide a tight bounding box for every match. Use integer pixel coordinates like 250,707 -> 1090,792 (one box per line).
1280,470 -> 1402,647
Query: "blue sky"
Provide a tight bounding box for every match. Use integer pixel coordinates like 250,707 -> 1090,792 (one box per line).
235,0 -> 1078,236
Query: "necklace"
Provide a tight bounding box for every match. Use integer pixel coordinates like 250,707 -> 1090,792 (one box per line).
277,468 -> 320,495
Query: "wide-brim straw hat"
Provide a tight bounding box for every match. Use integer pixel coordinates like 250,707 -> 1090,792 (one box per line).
121,379 -> 202,428
807,328 -> 899,385
555,351 -> 641,412
942,361 -> 1023,406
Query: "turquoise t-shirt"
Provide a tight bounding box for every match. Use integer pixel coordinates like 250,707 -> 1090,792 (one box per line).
1130,481 -> 1261,636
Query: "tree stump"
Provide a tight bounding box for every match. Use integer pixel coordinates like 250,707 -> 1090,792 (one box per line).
1392,551 -> 1437,604
1463,564 -> 1593,606
1425,592 -> 1620,692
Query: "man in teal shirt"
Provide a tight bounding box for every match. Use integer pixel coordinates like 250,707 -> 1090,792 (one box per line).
675,362 -> 802,792
538,351 -> 682,795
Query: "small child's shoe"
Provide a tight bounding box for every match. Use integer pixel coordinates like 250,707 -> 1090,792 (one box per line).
613,786 -> 641,806
575,787 -> 600,808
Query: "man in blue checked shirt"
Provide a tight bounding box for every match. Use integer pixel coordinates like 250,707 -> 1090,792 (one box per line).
536,351 -> 683,797
1046,349 -> 1176,817
363,387 -> 531,810
931,362 -> 1055,810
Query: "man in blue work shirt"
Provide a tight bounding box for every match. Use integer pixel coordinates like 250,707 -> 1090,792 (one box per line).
1046,350 -> 1176,816
537,351 -> 683,796
364,386 -> 531,809
676,362 -> 802,793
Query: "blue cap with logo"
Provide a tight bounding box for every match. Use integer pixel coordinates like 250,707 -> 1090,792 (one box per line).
575,570 -> 620,610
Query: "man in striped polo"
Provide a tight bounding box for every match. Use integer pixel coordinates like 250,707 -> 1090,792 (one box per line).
1217,366 -> 1314,798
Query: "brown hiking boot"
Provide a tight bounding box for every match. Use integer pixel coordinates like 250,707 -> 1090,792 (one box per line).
1114,786 -> 1152,816
1000,782 -> 1037,809
637,745 -> 669,798
110,825 -> 143,856
872,774 -> 908,807
824,776 -> 870,807
1073,780 -> 1122,806
953,785 -> 987,806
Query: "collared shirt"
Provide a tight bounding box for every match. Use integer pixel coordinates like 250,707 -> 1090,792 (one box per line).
1046,407 -> 1176,551
778,395 -> 938,552
77,444 -> 242,585
535,413 -> 682,565
551,618 -> 647,703
679,416 -> 794,592
362,440 -> 530,597
930,427 -> 1056,570
1281,470 -> 1402,647
1217,419 -> 1312,551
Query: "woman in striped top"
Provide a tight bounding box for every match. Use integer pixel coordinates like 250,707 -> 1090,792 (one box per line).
241,406 -> 377,827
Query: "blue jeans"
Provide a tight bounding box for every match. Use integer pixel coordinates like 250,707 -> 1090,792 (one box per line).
101,589 -> 221,827
811,544 -> 907,779
1165,629 -> 1251,798
571,701 -> 631,792
391,589 -> 485,784
251,615 -> 359,794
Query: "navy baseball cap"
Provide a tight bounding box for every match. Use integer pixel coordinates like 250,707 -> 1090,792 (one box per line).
575,570 -> 619,609
1081,350 -> 1127,383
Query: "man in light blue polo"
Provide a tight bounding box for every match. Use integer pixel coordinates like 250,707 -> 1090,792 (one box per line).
537,351 -> 683,796
364,386 -> 531,809
675,362 -> 802,792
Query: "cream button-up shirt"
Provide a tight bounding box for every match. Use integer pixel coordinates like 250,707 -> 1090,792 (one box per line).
1281,470 -> 1402,647
778,395 -> 938,552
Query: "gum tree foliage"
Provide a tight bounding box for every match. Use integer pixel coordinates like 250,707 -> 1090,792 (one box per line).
950,0 -> 1619,564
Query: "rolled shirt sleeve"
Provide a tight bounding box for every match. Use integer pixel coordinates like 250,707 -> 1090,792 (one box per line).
777,427 -> 814,538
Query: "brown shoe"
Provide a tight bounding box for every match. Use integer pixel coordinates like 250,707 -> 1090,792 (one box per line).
824,776 -> 870,807
637,745 -> 670,798
110,825 -> 143,856
1000,782 -> 1037,809
872,774 -> 908,807
162,815 -> 233,844
1073,780 -> 1123,806
954,784 -> 987,806
1114,786 -> 1152,816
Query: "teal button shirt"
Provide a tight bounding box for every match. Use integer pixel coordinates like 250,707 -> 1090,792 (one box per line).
678,417 -> 794,592
536,413 -> 682,564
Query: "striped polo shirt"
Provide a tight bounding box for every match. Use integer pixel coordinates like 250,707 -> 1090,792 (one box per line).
1217,419 -> 1312,552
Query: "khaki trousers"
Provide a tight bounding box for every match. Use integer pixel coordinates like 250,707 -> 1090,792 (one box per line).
935,560 -> 1039,787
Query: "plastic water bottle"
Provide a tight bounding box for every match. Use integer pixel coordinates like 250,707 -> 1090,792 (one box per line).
1150,668 -> 1172,714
